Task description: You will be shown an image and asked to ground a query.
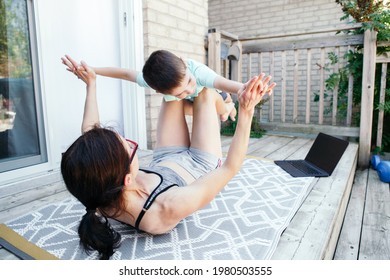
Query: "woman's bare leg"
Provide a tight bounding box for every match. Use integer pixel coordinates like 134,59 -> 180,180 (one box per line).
155,99 -> 190,148
190,88 -> 223,157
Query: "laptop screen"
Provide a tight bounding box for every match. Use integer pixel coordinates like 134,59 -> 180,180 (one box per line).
305,133 -> 349,174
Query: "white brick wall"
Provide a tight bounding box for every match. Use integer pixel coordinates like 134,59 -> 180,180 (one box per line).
208,0 -> 348,37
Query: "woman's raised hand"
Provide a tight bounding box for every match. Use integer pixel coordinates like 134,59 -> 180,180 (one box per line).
61,55 -> 96,86
237,74 -> 276,113
76,61 -> 96,86
61,55 -> 80,75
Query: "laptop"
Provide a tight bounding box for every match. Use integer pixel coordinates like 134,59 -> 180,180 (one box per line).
274,132 -> 349,177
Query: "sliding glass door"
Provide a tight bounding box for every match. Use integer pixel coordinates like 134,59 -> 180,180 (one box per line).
0,0 -> 46,173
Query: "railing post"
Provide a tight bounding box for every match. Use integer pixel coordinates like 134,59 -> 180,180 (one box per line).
229,40 -> 242,82
358,29 -> 377,169
207,29 -> 221,74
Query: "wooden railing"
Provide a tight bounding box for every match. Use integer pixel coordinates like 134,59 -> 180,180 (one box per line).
376,47 -> 390,150
208,28 -> 387,169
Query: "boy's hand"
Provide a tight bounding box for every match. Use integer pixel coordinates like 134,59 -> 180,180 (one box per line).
238,74 -> 276,112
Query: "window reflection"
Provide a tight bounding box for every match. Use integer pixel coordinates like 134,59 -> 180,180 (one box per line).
0,93 -> 16,132
0,0 -> 46,171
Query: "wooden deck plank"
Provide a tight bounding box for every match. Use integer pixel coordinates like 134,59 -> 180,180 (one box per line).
0,190 -> 70,223
220,135 -> 234,146
271,143 -> 358,259
0,179 -> 66,213
265,137 -> 312,160
0,171 -> 63,198
333,169 -> 368,260
221,135 -> 258,154
245,135 -> 294,157
359,169 -> 390,259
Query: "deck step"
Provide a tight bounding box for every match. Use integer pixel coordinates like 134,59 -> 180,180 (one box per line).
0,135 -> 373,259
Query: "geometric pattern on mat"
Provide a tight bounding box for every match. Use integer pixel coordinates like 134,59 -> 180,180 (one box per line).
6,159 -> 313,260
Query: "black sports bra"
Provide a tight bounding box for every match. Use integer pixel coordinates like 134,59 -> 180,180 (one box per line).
134,168 -> 179,230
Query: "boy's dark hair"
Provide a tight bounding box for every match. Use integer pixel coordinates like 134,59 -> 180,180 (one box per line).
142,50 -> 187,93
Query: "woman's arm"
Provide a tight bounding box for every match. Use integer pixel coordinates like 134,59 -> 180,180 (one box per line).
62,57 -> 99,133
222,74 -> 274,171
78,62 -> 99,133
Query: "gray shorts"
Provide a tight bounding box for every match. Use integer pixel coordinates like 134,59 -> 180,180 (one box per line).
148,146 -> 221,182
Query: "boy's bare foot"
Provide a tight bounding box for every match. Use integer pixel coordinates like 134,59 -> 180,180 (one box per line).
229,106 -> 237,121
221,101 -> 236,122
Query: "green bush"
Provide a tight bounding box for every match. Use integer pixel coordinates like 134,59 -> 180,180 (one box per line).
324,1 -> 390,152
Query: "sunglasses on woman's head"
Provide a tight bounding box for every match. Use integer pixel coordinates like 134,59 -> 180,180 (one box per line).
125,139 -> 138,164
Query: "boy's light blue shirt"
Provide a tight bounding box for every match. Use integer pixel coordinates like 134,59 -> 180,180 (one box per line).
135,59 -> 218,101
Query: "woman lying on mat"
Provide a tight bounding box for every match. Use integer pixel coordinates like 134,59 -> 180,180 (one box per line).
60,58 -> 275,260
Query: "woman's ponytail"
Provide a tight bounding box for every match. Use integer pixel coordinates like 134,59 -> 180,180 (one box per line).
78,210 -> 121,260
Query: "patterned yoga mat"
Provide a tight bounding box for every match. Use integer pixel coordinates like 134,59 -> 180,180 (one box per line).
4,158 -> 313,260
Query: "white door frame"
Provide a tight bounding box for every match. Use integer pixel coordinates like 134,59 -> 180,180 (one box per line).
118,0 -> 147,149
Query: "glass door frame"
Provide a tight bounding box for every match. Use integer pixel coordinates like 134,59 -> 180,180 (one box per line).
0,0 -> 47,173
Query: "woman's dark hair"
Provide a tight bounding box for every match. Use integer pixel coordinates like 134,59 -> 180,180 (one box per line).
142,50 -> 187,93
61,126 -> 131,259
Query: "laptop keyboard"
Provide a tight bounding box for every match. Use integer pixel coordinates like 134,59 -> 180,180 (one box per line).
289,161 -> 322,175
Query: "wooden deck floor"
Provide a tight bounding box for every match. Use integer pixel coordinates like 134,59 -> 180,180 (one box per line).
0,134 -> 389,260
